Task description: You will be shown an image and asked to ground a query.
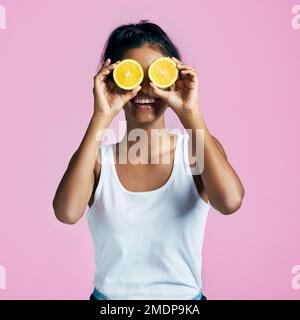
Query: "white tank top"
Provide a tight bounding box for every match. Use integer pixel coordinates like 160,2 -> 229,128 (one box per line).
86,132 -> 211,300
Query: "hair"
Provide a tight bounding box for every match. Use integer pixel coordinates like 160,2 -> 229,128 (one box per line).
100,19 -> 182,66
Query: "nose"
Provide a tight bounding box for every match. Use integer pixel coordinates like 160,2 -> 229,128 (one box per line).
140,68 -> 151,88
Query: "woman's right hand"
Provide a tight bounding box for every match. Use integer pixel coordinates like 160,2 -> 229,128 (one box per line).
93,58 -> 142,121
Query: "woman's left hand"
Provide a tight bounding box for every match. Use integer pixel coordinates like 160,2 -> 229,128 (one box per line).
150,57 -> 200,119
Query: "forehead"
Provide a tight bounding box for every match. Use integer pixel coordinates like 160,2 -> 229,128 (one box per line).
122,44 -> 165,68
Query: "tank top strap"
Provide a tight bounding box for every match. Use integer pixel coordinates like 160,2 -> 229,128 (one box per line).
98,143 -> 110,166
171,132 -> 192,183
180,133 -> 211,208
180,132 -> 201,179
171,131 -> 182,165
173,132 -> 187,167
92,143 -> 111,202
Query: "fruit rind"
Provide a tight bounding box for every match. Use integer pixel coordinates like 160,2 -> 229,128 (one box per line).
113,59 -> 144,90
148,57 -> 178,89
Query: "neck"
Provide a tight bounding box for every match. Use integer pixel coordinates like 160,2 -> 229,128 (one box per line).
117,115 -> 175,162
127,116 -> 169,142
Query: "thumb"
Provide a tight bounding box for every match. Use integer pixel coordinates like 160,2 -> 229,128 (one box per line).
122,85 -> 142,104
149,82 -> 170,102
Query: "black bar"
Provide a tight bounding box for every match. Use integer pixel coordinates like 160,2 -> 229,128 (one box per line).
0,300 -> 299,319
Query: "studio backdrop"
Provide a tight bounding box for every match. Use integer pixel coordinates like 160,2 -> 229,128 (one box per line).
0,0 -> 300,299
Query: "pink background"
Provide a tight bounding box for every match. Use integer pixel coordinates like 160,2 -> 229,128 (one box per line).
0,0 -> 300,299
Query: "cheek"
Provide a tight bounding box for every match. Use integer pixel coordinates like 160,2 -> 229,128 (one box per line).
159,100 -> 169,109
123,102 -> 141,115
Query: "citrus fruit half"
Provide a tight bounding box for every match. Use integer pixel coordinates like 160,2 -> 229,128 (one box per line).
148,57 -> 178,88
113,59 -> 144,90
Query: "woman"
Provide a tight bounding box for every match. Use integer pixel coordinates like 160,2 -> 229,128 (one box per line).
52,20 -> 245,300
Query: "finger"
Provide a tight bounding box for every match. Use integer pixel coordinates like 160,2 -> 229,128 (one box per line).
177,64 -> 196,72
122,85 -> 142,103
94,61 -> 119,81
171,57 -> 183,65
94,68 -> 111,82
180,69 -> 197,77
175,81 -> 185,89
181,70 -> 198,83
149,82 -> 170,101
101,62 -> 119,73
95,58 -> 110,75
169,83 -> 176,92
180,69 -> 196,75
95,59 -> 120,76
180,69 -> 198,83
104,58 -> 111,66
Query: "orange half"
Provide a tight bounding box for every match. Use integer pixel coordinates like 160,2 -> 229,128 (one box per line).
148,57 -> 178,88
113,59 -> 144,90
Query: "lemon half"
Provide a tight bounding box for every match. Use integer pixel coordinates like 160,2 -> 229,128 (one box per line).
113,59 -> 144,90
148,57 -> 178,88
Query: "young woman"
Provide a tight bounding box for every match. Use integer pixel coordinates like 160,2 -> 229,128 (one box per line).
53,20 -> 245,300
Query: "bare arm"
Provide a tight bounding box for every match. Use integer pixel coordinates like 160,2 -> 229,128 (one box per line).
52,114 -> 111,224
52,58 -> 141,224
184,113 -> 245,215
148,56 -> 244,215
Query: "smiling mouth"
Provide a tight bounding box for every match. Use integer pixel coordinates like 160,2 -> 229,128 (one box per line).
131,96 -> 161,111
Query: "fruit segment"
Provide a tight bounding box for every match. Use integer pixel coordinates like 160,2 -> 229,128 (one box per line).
113,59 -> 144,90
148,57 -> 178,88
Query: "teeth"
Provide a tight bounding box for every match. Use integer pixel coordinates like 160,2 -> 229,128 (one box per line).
134,98 -> 156,104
